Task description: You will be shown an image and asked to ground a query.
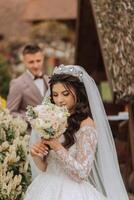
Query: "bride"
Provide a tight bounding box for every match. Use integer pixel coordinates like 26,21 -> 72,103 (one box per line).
24,65 -> 129,200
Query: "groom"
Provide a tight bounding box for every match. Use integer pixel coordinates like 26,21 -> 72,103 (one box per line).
7,43 -> 49,120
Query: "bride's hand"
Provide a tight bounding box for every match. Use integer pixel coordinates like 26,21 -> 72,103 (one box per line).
30,140 -> 49,158
43,138 -> 63,151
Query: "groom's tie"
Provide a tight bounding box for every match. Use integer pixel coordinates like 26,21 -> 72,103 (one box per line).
34,75 -> 43,80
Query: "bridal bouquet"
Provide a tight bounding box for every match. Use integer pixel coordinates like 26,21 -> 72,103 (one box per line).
0,108 -> 31,200
26,97 -> 70,139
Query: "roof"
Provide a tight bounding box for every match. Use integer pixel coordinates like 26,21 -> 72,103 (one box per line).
0,0 -> 31,41
23,0 -> 77,21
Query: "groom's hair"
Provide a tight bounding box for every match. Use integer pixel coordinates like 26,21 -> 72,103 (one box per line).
22,43 -> 42,55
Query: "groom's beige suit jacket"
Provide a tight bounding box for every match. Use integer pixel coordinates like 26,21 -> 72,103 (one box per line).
7,72 -> 49,119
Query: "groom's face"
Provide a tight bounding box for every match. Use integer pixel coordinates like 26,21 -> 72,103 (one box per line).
23,51 -> 44,76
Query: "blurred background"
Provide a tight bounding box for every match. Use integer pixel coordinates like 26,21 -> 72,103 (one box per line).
0,0 -> 77,99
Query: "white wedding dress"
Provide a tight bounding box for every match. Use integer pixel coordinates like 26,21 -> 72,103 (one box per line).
24,125 -> 108,200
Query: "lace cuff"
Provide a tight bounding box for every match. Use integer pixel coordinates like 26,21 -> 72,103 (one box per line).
56,126 -> 98,182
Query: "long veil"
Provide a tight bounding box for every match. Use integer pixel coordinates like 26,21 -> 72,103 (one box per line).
82,69 -> 128,200
53,65 -> 129,200
29,64 -> 129,200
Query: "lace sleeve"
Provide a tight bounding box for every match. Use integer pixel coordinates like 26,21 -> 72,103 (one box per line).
55,126 -> 98,182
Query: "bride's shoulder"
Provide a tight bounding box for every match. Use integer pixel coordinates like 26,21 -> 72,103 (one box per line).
76,117 -> 97,139
80,117 -> 95,129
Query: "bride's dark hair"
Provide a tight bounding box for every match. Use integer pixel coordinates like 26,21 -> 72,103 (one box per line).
49,74 -> 91,148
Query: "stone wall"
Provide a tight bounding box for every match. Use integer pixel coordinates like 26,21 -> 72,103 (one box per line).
91,0 -> 134,102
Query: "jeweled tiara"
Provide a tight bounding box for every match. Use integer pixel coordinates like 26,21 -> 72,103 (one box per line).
53,64 -> 83,82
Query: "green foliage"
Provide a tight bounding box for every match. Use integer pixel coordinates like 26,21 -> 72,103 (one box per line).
31,21 -> 73,42
0,54 -> 11,98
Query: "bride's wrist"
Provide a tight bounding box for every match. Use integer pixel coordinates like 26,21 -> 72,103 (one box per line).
54,144 -> 65,152
30,151 -> 45,159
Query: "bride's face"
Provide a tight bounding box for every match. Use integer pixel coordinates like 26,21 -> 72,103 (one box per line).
52,82 -> 76,112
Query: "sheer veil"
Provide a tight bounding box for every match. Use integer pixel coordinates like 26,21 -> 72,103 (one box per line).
52,65 -> 129,200
29,64 -> 129,199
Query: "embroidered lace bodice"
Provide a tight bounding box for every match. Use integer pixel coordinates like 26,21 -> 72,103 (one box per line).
46,125 -> 98,182
25,126 -> 110,200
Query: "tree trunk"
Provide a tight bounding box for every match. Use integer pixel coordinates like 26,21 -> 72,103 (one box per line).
128,103 -> 134,169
